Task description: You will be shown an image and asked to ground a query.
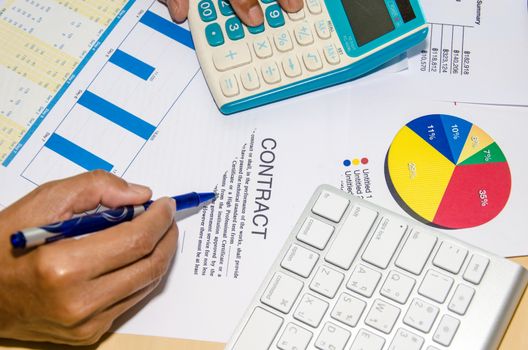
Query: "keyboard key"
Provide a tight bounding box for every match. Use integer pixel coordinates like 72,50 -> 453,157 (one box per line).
294,22 -> 314,46
427,346 -> 441,350
277,323 -> 313,350
312,190 -> 350,223
315,322 -> 350,350
403,298 -> 439,333
314,19 -> 331,39
247,23 -> 265,34
261,61 -> 281,84
306,0 -> 322,14
310,265 -> 343,298
274,30 -> 294,52
218,0 -> 233,16
261,272 -> 303,313
219,74 -> 239,97
330,293 -> 366,327
266,4 -> 285,28
389,328 -> 424,350
198,0 -> 217,22
294,293 -> 328,328
433,241 -> 468,274
380,270 -> 415,304
322,44 -> 340,65
365,299 -> 400,334
418,270 -> 453,303
253,37 -> 273,58
463,254 -> 489,284
232,307 -> 283,350
325,205 -> 377,270
213,43 -> 251,71
395,229 -> 437,275
225,17 -> 244,40
282,54 -> 302,78
297,217 -> 334,250
240,67 -> 260,91
288,8 -> 305,21
448,284 -> 475,315
362,216 -> 407,269
205,23 -> 224,47
350,329 -> 385,350
433,315 -> 460,346
302,50 -> 323,71
281,244 -> 319,278
347,264 -> 381,297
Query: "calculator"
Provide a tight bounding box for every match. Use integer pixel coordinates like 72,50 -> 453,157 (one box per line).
188,0 -> 428,114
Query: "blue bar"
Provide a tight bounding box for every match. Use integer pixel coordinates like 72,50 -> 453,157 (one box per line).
78,91 -> 155,140
109,49 -> 155,80
139,11 -> 195,49
45,134 -> 113,171
3,0 -> 137,167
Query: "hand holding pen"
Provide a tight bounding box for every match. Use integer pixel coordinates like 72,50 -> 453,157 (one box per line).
0,171 -> 213,345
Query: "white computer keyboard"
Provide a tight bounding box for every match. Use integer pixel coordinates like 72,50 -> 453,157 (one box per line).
225,185 -> 528,350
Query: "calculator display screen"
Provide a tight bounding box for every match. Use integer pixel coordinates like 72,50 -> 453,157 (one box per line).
341,0 -> 395,47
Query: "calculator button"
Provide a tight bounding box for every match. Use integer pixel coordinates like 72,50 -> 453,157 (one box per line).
198,0 -> 217,22
261,272 -> 303,313
205,23 -> 225,47
306,0 -> 322,14
403,298 -> 439,333
240,67 -> 260,91
463,254 -> 489,284
322,44 -> 340,65
302,50 -> 323,71
219,74 -> 239,97
350,329 -> 385,350
282,54 -> 302,78
274,30 -> 294,52
277,323 -> 313,350
218,0 -> 233,16
315,322 -> 350,350
294,293 -> 328,328
418,269 -> 453,303
247,23 -> 265,34
433,315 -> 460,346
433,241 -> 468,274
225,17 -> 245,40
212,43 -> 252,71
365,299 -> 400,334
330,293 -> 366,327
448,284 -> 475,315
389,328 -> 424,350
265,4 -> 285,28
294,22 -> 314,46
288,8 -> 305,21
310,265 -> 344,298
261,61 -> 281,84
253,37 -> 273,58
314,19 -> 331,39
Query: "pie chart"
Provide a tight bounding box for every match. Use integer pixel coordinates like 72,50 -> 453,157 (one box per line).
385,114 -> 511,229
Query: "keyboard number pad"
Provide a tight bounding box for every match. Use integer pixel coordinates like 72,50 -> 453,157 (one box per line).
294,293 -> 328,328
347,264 -> 381,298
315,322 -> 350,350
277,323 -> 313,350
310,265 -> 343,298
365,299 -> 400,334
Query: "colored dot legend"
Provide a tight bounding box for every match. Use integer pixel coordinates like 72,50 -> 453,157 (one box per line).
343,158 -> 369,167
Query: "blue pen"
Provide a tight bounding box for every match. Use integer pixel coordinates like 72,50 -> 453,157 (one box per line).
10,192 -> 215,249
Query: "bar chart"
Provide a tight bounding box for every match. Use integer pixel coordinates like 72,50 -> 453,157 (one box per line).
23,4 -> 200,185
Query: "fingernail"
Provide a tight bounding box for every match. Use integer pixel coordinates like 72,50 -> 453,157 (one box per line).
170,198 -> 177,212
129,183 -> 151,195
248,5 -> 264,26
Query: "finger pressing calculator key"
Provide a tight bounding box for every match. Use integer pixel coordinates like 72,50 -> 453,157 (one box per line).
188,0 -> 429,114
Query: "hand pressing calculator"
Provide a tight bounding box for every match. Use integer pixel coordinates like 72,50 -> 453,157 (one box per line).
188,0 -> 428,114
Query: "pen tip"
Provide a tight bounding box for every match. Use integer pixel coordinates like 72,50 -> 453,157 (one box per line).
199,192 -> 216,203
